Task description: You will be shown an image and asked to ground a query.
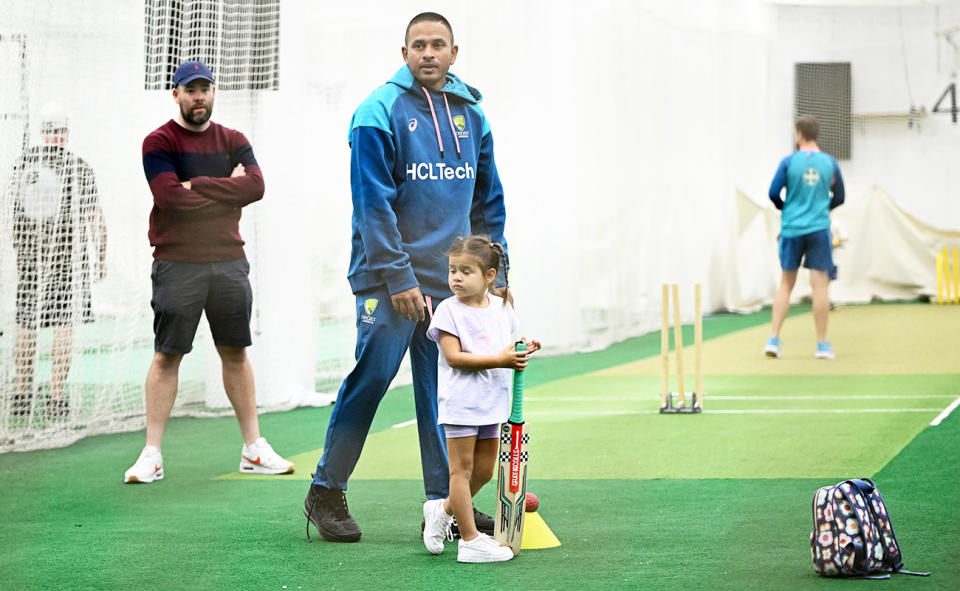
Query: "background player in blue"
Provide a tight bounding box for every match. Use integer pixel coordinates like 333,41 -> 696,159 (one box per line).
765,115 -> 845,359
303,12 -> 509,543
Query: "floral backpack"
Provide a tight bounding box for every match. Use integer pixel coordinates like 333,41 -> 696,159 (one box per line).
810,478 -> 929,579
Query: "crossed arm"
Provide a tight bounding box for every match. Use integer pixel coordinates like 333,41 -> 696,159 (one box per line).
144,137 -> 264,217
181,162 -> 246,190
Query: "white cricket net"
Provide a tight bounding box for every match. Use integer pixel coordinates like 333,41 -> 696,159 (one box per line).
0,9 -> 154,451
0,0 -> 344,453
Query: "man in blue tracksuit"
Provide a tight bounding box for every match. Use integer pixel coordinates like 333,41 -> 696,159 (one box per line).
765,115 -> 845,360
304,12 -> 508,543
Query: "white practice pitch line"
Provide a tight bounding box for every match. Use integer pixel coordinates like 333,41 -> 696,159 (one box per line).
930,395 -> 960,426
393,397 -> 958,424
526,395 -> 956,402
529,408 -> 942,417
706,408 -> 942,414
706,395 -> 956,401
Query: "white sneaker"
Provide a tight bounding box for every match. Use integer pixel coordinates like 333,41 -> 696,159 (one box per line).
422,499 -> 454,554
457,532 -> 514,563
764,336 -> 781,358
239,437 -> 295,474
814,341 -> 836,360
124,446 -> 164,484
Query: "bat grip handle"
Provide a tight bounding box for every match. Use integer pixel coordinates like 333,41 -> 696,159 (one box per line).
509,341 -> 526,424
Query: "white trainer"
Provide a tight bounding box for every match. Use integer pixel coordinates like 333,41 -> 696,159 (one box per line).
814,341 -> 836,360
764,336 -> 781,358
457,532 -> 514,563
422,499 -> 454,554
239,437 -> 295,475
124,446 -> 164,484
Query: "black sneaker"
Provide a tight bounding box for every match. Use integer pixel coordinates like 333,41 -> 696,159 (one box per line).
421,505 -> 494,538
304,482 -> 361,543
471,506 -> 495,536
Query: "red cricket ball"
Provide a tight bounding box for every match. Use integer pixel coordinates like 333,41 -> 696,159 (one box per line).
525,492 -> 539,512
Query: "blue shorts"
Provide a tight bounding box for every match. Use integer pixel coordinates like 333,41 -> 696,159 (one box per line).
779,229 -> 834,272
443,423 -> 499,440
151,258 -> 253,354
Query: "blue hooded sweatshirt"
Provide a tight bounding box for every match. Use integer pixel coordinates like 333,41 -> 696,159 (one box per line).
346,66 -> 507,298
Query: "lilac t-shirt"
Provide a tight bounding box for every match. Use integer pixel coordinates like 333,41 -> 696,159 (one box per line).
426,294 -> 520,425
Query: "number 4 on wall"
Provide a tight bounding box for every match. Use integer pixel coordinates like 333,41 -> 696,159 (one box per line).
932,82 -> 957,124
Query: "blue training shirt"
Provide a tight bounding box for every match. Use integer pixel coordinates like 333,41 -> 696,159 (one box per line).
768,150 -> 844,237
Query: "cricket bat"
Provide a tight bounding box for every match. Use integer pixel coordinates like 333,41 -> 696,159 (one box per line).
494,341 -> 528,555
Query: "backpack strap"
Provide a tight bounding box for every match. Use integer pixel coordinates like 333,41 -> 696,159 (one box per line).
850,480 -> 931,577
894,568 -> 931,577
847,478 -> 875,495
853,480 -> 902,565
838,481 -> 890,574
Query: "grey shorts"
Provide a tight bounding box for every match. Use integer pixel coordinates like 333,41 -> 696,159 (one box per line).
16,242 -> 92,329
443,423 -> 500,440
151,258 -> 252,354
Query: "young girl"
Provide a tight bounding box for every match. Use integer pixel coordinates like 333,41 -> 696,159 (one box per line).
422,235 -> 540,563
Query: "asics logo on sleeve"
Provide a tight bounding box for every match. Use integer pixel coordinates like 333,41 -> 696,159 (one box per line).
406,162 -> 475,181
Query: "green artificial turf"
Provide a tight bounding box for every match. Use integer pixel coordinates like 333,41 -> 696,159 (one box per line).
1,303 -> 958,590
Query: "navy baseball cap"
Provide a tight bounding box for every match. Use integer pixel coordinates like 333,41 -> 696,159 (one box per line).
173,60 -> 215,87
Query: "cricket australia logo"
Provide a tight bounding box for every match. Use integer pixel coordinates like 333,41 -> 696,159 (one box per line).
803,167 -> 820,186
408,118 -> 418,132
452,114 -> 469,139
361,298 -> 378,324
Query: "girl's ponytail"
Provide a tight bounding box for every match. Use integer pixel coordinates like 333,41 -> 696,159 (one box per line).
490,241 -> 509,306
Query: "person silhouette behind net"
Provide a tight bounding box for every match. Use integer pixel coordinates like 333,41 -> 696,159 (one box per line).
9,102 -> 107,421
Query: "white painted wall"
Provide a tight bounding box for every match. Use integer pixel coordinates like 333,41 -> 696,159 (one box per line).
767,3 -> 960,231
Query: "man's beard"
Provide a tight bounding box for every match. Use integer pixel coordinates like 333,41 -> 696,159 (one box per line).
181,103 -> 213,126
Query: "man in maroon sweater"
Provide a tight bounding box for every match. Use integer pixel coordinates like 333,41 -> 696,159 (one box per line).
125,60 -> 293,483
